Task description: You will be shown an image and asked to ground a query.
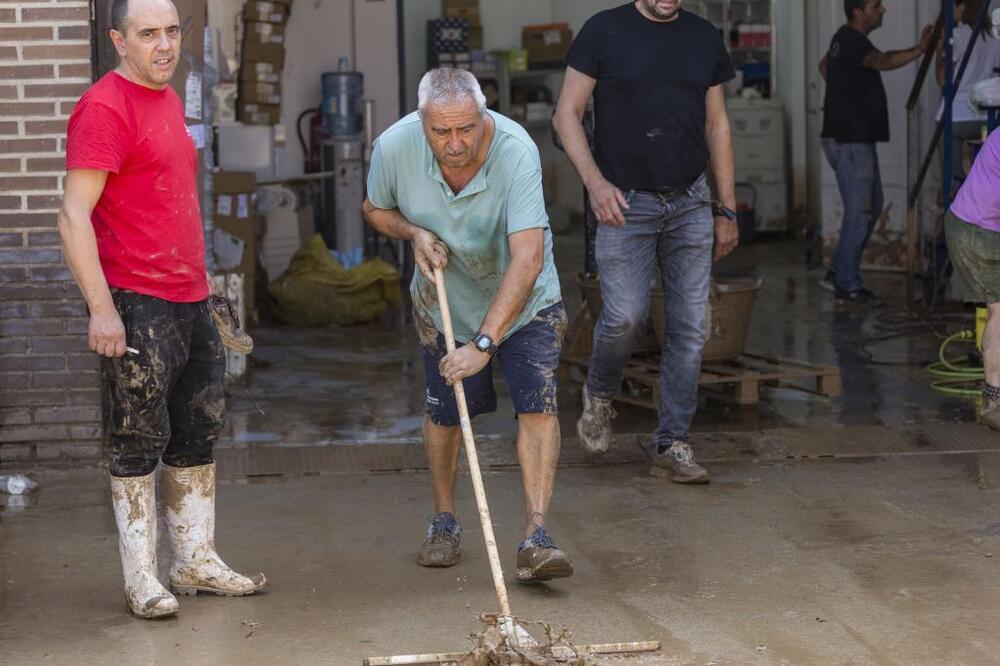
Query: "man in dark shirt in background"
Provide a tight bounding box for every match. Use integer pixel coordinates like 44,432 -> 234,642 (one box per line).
554,0 -> 737,484
820,0 -> 932,305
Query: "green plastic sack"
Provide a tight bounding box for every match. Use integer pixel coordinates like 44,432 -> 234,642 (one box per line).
267,235 -> 401,326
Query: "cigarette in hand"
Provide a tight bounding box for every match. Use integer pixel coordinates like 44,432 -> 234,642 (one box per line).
126,346 -> 139,355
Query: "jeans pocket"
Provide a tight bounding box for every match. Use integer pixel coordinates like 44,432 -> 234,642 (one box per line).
625,189 -> 636,206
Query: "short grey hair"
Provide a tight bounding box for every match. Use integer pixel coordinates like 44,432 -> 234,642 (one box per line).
417,68 -> 487,115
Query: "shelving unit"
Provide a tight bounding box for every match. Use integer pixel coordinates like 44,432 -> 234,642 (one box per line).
691,0 -> 776,97
497,63 -> 564,133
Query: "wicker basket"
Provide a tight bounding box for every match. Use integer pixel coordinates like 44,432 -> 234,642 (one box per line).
577,274 -> 763,363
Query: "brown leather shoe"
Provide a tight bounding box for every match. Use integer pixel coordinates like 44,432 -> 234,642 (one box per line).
515,527 -> 573,582
209,295 -> 253,354
650,440 -> 710,484
417,512 -> 461,568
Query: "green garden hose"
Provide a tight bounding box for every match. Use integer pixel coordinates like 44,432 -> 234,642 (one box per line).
927,331 -> 984,396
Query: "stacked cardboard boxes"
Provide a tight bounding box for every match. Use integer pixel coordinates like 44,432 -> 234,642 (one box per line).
212,171 -> 259,315
443,0 -> 481,50
238,1 -> 293,125
521,23 -> 573,69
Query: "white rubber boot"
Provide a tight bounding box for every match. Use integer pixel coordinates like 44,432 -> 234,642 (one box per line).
109,473 -> 180,619
161,462 -> 266,596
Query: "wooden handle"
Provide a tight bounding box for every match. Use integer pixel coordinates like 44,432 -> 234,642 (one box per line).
432,267 -> 512,618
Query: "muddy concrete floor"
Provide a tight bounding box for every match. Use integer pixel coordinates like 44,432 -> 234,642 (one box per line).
3,448 -> 1000,664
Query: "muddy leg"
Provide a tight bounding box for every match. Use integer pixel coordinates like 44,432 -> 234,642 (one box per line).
516,414 -> 560,538
424,416 -> 462,515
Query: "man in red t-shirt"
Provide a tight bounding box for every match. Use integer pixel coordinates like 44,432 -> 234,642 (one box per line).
58,0 -> 264,619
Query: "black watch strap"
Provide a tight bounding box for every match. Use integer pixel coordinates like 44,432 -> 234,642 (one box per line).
472,333 -> 498,357
712,202 -> 737,221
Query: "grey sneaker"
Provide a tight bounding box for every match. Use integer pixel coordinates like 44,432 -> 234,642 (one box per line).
982,382 -> 1000,431
417,512 -> 461,568
577,384 -> 616,454
650,440 -> 710,484
515,527 -> 573,582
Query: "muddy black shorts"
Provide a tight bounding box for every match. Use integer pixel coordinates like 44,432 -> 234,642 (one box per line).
103,290 -> 226,477
419,302 -> 567,426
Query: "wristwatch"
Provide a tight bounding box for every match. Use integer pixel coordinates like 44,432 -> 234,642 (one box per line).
712,202 -> 737,221
471,332 -> 498,357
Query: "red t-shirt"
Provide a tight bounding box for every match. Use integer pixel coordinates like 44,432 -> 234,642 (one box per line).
66,72 -> 207,302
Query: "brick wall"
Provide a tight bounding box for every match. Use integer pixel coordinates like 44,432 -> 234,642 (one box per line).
0,1 -> 102,465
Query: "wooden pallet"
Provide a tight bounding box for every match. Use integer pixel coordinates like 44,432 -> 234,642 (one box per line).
562,352 -> 841,407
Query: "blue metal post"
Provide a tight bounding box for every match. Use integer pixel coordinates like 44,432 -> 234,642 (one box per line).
944,0 -> 954,203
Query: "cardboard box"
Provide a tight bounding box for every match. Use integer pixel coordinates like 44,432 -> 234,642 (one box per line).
213,83 -> 238,124
237,102 -> 281,125
212,171 -> 257,312
522,24 -> 573,67
444,6 -> 480,27
244,20 -> 286,45
242,41 -> 285,67
240,61 -> 282,84
244,1 -> 291,24
468,25 -> 483,50
240,80 -> 282,106
169,0 -> 206,121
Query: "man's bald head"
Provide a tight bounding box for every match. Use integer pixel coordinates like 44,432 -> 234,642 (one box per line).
112,0 -> 176,35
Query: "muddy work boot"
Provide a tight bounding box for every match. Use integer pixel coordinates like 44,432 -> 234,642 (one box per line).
161,463 -> 267,596
110,473 -> 180,619
576,384 -> 617,454
515,527 -> 573,582
650,440 -> 711,484
417,512 -> 462,568
209,295 -> 253,354
982,382 -> 1000,430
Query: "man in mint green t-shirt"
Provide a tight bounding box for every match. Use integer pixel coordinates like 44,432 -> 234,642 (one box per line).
363,68 -> 571,582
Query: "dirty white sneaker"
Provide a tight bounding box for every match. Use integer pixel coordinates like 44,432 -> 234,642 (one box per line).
576,384 -> 616,454
650,440 -> 710,484
110,474 -> 179,619
161,463 -> 266,597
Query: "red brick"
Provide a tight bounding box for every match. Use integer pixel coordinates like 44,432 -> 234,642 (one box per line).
0,409 -> 31,427
0,318 -> 63,337
0,47 -> 16,61
0,102 -> 56,117
0,266 -> 26,281
35,442 -> 102,460
30,356 -> 67,372
0,26 -> 53,41
0,230 -> 22,246
1,283 -> 63,301
0,212 -> 58,227
31,265 -> 72,281
0,158 -> 21,173
31,302 -> 84,318
23,83 -> 89,99
22,45 -> 90,61
0,372 -> 29,389
0,424 -> 69,443
0,301 -> 28,317
24,119 -> 66,136
0,337 -> 28,354
27,230 -> 60,245
58,63 -> 91,79
0,9 -> 13,23
0,85 -> 15,99
0,64 -> 54,80
0,356 -> 29,371
0,120 -> 17,134
57,25 -> 90,41
0,390 -> 66,408
0,138 -> 58,153
67,353 -> 100,371
21,7 -> 90,22
28,195 -> 60,210
66,388 -> 101,405
67,428 -> 102,442
30,336 -> 89,353
0,175 -> 59,191
0,444 -> 36,463
33,371 -> 93,389
26,158 -> 65,173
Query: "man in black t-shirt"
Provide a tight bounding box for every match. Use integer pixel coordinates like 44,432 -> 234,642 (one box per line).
554,0 -> 737,484
820,0 -> 932,305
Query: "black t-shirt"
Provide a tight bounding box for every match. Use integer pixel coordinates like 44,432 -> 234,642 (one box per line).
566,4 -> 735,191
821,26 -> 889,143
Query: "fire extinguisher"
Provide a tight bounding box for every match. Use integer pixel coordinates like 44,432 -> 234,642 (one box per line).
297,107 -> 326,173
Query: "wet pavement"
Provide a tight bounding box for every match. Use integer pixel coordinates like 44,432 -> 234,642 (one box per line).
2,236 -> 995,664
221,236 -> 980,451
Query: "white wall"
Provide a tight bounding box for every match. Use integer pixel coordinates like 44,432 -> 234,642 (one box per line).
775,0 -> 807,227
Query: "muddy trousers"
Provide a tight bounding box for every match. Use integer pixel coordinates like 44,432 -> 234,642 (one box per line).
103,290 -> 226,478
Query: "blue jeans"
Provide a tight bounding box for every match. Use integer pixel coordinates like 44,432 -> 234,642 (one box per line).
587,175 -> 714,446
821,139 -> 884,293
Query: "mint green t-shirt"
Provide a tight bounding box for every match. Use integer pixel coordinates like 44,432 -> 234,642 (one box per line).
367,110 -> 562,343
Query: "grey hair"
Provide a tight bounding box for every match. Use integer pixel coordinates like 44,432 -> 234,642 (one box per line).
417,68 -> 487,115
